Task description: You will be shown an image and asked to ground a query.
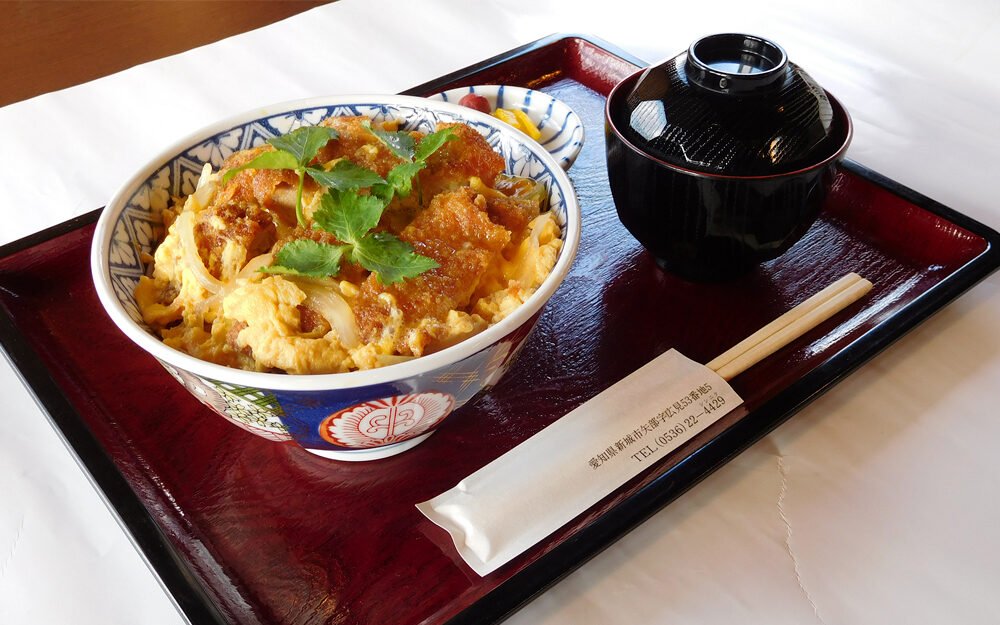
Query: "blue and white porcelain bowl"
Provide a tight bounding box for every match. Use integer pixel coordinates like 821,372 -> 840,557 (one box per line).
429,85 -> 585,169
91,94 -> 581,461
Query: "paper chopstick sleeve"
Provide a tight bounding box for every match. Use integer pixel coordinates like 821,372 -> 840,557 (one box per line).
416,348 -> 744,576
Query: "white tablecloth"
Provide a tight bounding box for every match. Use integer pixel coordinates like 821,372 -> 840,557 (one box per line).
2,0 -> 999,623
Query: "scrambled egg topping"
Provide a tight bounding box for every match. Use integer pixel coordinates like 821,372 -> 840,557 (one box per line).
135,115 -> 563,374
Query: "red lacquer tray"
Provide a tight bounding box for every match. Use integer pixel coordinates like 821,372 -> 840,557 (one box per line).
2,35 -> 999,625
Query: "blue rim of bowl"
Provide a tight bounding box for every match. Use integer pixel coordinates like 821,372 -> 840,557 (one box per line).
91,94 -> 581,392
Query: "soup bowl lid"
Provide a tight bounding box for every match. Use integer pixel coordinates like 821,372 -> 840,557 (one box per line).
609,33 -> 844,177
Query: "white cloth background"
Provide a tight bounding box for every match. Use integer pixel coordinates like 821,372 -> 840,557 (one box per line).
2,0 -> 999,623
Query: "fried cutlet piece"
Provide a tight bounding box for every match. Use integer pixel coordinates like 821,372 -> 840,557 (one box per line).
418,123 -> 506,203
216,145 -> 308,227
354,187 -> 510,355
316,115 -> 405,178
194,201 -> 278,280
484,193 -> 541,236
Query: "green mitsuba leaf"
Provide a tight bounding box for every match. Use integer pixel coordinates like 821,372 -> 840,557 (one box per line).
414,126 -> 458,162
353,232 -> 439,285
312,188 -> 386,244
385,161 -> 425,198
221,150 -> 300,184
242,120 -> 445,283
259,238 -> 346,278
268,125 -> 339,167
363,120 -> 415,161
307,159 -> 386,191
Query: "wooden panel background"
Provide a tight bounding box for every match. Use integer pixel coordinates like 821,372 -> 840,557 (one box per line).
0,1 -> 332,107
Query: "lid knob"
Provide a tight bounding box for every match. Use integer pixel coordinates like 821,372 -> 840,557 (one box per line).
685,33 -> 788,95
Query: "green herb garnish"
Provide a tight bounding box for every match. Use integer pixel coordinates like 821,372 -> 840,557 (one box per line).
311,189 -> 439,284
223,126 -> 342,228
365,122 -> 458,204
221,121 -> 458,285
260,238 -> 346,278
308,159 -> 386,192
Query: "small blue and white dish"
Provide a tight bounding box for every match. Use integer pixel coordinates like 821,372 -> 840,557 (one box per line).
428,85 -> 585,170
91,94 -> 581,461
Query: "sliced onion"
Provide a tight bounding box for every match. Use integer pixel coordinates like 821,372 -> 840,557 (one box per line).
293,279 -> 362,349
236,252 -> 274,281
469,176 -> 506,199
214,253 -> 274,299
192,163 -> 217,208
495,175 -> 549,209
512,213 -> 542,285
195,253 -> 275,319
176,211 -> 222,294
196,162 -> 213,188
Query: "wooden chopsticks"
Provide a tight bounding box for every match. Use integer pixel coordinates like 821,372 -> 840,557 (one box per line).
706,272 -> 874,381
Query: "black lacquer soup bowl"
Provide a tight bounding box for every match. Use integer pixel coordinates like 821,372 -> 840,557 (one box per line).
605,33 -> 852,282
